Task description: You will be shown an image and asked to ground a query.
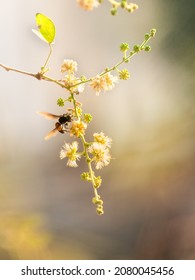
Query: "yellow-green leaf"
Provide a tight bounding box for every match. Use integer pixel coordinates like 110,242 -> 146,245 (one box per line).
34,13 -> 55,44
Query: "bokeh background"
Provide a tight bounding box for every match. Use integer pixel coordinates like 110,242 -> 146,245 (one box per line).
0,0 -> 195,259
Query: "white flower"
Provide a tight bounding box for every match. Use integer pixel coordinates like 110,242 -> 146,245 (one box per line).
60,141 -> 81,167
63,75 -> 85,94
104,73 -> 118,91
89,73 -> 118,95
89,75 -> 107,95
88,142 -> 111,169
61,59 -> 78,74
77,0 -> 99,11
93,132 -> 112,148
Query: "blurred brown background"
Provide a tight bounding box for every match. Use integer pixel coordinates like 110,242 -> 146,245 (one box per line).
0,0 -> 195,259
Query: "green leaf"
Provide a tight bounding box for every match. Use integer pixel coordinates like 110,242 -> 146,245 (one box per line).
33,13 -> 56,44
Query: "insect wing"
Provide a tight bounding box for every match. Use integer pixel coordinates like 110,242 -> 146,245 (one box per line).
37,111 -> 60,120
44,128 -> 58,140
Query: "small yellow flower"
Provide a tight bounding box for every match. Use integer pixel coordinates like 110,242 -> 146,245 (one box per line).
70,120 -> 87,137
93,132 -> 112,148
77,0 -> 99,11
60,141 -> 81,167
119,69 -> 130,80
61,59 -> 78,74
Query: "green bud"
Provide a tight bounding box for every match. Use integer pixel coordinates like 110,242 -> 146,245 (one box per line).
123,57 -> 130,63
144,33 -> 150,40
92,197 -> 103,205
80,75 -> 87,81
76,107 -> 82,117
144,45 -> 151,52
94,176 -> 102,188
120,42 -> 129,52
81,172 -> 91,181
111,8 -> 117,16
150,28 -> 156,37
127,8 -> 133,13
67,96 -> 73,102
96,205 -> 104,215
84,113 -> 93,123
57,98 -> 65,107
121,1 -> 126,9
119,69 -> 130,80
133,45 -> 140,52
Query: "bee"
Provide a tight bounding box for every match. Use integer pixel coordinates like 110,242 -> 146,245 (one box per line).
37,111 -> 72,140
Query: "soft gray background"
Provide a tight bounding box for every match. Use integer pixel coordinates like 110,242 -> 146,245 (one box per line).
0,0 -> 195,259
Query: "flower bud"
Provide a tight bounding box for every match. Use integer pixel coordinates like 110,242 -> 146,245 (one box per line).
145,45 -> 151,52
57,98 -> 65,107
133,45 -> 140,53
120,42 -> 129,52
150,28 -> 156,37
119,69 -> 130,80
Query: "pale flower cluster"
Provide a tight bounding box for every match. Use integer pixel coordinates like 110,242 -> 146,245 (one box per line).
88,132 -> 112,169
77,0 -> 99,11
61,59 -> 85,94
93,132 -> 112,148
89,73 -> 118,95
70,120 -> 87,137
60,141 -> 81,167
63,75 -> 85,94
61,59 -> 78,74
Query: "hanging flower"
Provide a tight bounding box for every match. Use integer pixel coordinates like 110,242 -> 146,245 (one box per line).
60,141 -> 81,167
93,132 -> 112,148
88,142 -> 111,169
70,120 -> 87,137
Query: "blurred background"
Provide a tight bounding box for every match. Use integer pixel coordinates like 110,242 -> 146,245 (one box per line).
0,0 -> 195,259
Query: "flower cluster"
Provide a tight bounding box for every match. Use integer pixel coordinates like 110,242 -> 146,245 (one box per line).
70,120 -> 87,137
61,59 -> 78,74
61,59 -> 85,94
77,0 -> 139,15
0,10 -> 156,215
77,0 -> 99,11
49,28 -> 156,214
88,132 -> 112,169
60,141 -> 81,167
89,73 -> 118,95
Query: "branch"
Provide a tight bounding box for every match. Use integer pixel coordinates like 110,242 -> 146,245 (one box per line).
0,63 -> 41,79
0,63 -> 66,88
